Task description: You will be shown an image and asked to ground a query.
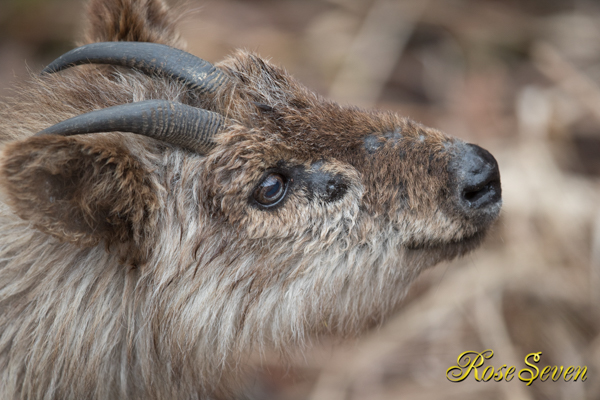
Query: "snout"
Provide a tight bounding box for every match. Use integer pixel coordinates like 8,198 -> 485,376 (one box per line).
450,143 -> 501,218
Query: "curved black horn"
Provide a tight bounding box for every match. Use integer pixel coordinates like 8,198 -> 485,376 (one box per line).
42,42 -> 229,95
35,100 -> 224,154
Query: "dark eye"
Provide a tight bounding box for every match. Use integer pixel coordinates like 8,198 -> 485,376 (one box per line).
253,173 -> 287,207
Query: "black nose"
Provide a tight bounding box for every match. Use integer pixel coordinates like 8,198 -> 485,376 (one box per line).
454,143 -> 501,211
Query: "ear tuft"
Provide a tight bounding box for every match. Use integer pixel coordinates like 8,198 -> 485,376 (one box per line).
0,134 -> 160,262
83,0 -> 184,47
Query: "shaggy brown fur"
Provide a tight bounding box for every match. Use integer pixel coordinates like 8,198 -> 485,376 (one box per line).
0,0 -> 501,399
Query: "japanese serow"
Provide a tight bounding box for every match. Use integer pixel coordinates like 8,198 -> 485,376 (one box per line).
0,0 -> 501,398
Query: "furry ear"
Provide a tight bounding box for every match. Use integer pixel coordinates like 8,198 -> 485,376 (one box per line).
83,0 -> 184,47
0,134 -> 160,257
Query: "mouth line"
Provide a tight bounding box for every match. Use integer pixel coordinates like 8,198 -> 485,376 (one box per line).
404,229 -> 486,252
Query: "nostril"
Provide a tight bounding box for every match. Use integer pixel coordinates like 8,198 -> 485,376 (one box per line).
462,176 -> 501,207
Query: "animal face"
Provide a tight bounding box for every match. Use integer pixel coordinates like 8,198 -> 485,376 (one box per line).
0,0 -> 501,398
203,55 -> 501,254
1,43 -> 500,308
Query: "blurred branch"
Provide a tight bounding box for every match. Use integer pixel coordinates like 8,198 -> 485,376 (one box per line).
475,294 -> 533,400
591,213 -> 600,307
532,42 -> 600,126
328,0 -> 429,107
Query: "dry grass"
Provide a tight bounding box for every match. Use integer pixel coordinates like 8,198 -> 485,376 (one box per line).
1,0 -> 599,398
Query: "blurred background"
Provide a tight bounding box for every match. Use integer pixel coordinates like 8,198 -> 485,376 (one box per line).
1,0 -> 600,398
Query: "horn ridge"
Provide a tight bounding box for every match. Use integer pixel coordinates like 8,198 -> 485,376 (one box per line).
35,100 -> 224,154
42,42 -> 229,95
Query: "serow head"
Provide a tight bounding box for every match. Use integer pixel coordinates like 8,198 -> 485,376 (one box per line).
0,37 -> 501,338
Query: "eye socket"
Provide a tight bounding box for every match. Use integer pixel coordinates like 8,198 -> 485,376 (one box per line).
253,173 -> 287,207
